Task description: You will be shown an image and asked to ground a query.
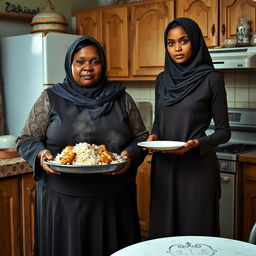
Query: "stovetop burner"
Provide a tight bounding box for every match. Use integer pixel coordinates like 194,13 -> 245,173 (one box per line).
216,143 -> 256,154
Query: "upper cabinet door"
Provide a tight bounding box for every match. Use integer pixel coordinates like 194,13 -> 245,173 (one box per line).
176,0 -> 218,47
75,10 -> 102,42
102,7 -> 129,77
131,0 -> 174,76
220,0 -> 256,45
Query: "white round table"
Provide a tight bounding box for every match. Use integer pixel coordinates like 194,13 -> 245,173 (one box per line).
111,236 -> 256,256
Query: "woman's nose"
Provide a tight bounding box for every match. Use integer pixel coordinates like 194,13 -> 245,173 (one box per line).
83,61 -> 93,71
174,42 -> 182,51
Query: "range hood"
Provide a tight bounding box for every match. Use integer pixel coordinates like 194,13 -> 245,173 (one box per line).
209,46 -> 256,69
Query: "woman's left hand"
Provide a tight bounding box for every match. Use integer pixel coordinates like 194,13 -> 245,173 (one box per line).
162,139 -> 199,154
105,150 -> 131,175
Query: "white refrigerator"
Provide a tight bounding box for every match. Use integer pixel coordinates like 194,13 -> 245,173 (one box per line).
0,32 -> 81,136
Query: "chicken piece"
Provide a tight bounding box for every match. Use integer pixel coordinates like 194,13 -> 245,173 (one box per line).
60,145 -> 76,165
100,150 -> 116,164
96,145 -> 107,155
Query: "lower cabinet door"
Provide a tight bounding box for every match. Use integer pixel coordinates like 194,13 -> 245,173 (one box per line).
0,177 -> 21,256
21,173 -> 35,256
136,154 -> 151,238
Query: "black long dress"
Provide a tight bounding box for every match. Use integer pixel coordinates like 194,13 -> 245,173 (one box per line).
17,89 -> 148,256
149,71 -> 231,238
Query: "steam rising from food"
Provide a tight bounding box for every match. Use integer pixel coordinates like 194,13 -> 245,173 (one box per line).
71,110 -> 126,151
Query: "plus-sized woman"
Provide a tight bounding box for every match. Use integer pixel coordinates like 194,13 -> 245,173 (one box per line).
148,18 -> 231,238
17,35 -> 148,256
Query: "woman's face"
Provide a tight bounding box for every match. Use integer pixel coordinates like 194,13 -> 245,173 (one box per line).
72,45 -> 103,87
166,25 -> 192,64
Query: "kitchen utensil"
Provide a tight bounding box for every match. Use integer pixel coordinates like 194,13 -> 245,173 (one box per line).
137,141 -> 186,150
0,135 -> 17,148
44,160 -> 127,174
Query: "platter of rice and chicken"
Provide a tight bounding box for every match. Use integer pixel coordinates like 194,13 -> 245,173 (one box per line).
45,142 -> 127,174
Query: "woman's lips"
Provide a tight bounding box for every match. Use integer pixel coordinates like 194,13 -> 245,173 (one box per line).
174,54 -> 184,59
81,74 -> 94,80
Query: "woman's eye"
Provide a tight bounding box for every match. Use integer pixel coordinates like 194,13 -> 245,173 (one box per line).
91,59 -> 100,65
75,60 -> 84,65
181,39 -> 189,45
168,41 -> 175,47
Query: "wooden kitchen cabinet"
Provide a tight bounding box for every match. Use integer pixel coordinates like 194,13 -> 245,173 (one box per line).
131,0 -> 174,76
74,6 -> 129,77
73,0 -> 174,80
220,0 -> 256,45
136,154 -> 152,238
0,177 -> 21,256
102,7 -> 129,77
21,173 -> 35,256
74,6 -> 129,78
242,163 -> 256,243
176,0 -> 218,47
0,173 -> 35,256
75,10 -> 102,42
176,0 -> 256,47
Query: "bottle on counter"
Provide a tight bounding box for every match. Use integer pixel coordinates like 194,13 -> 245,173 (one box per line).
236,17 -> 250,46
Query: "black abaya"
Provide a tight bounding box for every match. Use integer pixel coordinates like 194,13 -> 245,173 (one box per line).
17,90 -> 148,256
149,71 -> 230,238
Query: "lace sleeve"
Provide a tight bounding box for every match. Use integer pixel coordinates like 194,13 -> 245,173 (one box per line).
17,90 -> 50,143
125,92 -> 148,139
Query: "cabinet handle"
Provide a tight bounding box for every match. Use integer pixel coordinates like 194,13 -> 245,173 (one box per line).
147,158 -> 152,163
211,24 -> 215,36
27,185 -> 35,202
221,24 -> 225,36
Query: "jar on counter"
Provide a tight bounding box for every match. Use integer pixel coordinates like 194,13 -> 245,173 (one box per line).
236,17 -> 250,46
251,32 -> 256,46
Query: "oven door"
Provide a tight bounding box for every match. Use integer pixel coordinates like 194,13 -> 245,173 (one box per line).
220,172 -> 235,239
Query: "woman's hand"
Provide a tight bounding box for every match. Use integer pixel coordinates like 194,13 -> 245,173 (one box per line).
162,139 -> 199,154
37,149 -> 61,175
145,134 -> 159,152
147,134 -> 159,141
106,150 -> 131,176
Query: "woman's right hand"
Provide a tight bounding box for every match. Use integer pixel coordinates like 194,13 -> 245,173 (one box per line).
147,134 -> 159,141
37,149 -> 61,175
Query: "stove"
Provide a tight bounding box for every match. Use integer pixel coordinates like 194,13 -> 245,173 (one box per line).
216,143 -> 256,161
207,108 -> 256,240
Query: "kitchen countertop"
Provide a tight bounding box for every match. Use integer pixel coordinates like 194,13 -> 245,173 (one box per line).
239,150 -> 256,164
0,157 -> 32,179
0,151 -> 254,179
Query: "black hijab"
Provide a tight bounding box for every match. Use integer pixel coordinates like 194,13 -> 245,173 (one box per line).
48,35 -> 125,119
160,17 -> 215,106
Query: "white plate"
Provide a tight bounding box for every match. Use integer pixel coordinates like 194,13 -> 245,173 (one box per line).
137,141 -> 186,150
44,160 -> 127,174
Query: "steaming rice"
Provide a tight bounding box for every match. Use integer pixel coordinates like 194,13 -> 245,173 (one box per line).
51,142 -> 124,165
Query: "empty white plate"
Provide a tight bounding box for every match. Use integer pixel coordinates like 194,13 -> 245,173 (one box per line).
137,141 -> 186,150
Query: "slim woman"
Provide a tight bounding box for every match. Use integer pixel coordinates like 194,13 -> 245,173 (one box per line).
17,35 -> 148,256
148,18 -> 231,238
